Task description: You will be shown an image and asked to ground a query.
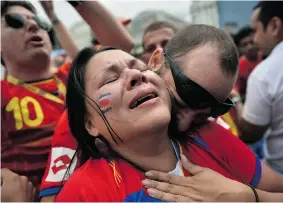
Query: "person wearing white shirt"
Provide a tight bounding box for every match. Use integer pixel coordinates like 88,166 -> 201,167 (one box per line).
239,1 -> 283,175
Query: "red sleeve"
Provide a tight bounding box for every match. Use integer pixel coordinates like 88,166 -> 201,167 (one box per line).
200,122 -> 262,187
39,110 -> 79,198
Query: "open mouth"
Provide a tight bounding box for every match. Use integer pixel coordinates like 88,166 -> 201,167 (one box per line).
30,36 -> 43,42
130,93 -> 158,109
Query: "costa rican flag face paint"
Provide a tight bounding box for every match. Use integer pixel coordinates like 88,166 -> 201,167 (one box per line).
97,92 -> 112,114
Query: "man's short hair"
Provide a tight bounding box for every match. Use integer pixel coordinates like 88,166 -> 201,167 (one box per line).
165,24 -> 239,76
1,1 -> 36,16
234,26 -> 254,46
143,21 -> 177,38
253,1 -> 283,30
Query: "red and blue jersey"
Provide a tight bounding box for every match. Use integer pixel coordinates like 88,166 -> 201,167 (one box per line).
55,121 -> 261,202
40,112 -> 239,199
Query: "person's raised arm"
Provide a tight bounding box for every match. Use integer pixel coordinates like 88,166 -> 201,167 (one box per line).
71,1 -> 134,53
41,1 -> 79,59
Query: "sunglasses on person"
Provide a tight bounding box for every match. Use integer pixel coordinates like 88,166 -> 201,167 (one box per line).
164,52 -> 235,118
3,13 -> 50,31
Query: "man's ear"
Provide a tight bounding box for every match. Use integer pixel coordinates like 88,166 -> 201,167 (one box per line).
148,48 -> 166,74
269,16 -> 282,37
85,117 -> 99,137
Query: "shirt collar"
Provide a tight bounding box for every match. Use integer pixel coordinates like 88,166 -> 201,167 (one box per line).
270,41 -> 283,56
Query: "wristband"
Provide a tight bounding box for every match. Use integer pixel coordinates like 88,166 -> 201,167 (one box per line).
247,184 -> 259,202
67,1 -> 83,8
51,18 -> 60,26
231,96 -> 242,103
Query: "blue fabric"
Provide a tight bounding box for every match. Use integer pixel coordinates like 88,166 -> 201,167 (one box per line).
124,189 -> 163,202
172,140 -> 181,159
192,137 -> 210,149
248,138 -> 264,159
39,187 -> 61,198
250,154 -> 262,187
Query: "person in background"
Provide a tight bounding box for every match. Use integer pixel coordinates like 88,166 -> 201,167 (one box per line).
1,0 -> 134,201
141,21 -> 178,64
229,27 -> 264,158
234,26 -> 262,101
239,1 -> 283,175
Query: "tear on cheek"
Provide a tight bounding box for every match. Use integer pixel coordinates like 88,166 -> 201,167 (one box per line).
97,92 -> 112,115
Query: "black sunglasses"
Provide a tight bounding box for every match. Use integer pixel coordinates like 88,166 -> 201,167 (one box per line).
164,52 -> 235,118
4,13 -> 50,31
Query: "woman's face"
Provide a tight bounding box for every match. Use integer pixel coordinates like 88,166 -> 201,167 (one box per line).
84,50 -> 171,145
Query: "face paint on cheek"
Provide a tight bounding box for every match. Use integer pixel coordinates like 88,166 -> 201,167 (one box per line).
97,92 -> 112,115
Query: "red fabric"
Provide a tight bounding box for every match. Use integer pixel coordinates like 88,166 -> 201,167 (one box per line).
235,56 -> 262,97
40,111 -> 78,194
52,121 -> 259,201
1,63 -> 70,191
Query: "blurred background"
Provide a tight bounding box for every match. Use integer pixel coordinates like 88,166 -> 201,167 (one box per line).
32,0 -> 259,48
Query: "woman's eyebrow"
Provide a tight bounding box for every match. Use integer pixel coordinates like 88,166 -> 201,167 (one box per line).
127,59 -> 138,69
90,63 -> 120,83
104,63 -> 120,72
93,58 -> 140,80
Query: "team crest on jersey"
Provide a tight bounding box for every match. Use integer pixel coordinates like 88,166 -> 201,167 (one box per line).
46,147 -> 77,182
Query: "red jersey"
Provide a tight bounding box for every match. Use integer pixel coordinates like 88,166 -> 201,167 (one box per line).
1,63 -> 70,190
40,112 -> 261,200
235,56 -> 262,98
55,122 -> 261,202
39,112 -> 231,198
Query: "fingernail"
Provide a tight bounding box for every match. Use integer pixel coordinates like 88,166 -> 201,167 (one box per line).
142,179 -> 151,187
148,188 -> 158,198
145,171 -> 153,177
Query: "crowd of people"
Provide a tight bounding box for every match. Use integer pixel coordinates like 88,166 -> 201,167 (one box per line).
1,0 -> 283,202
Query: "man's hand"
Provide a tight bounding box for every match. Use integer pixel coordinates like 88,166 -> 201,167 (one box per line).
142,155 -> 255,202
1,168 -> 36,202
40,1 -> 56,20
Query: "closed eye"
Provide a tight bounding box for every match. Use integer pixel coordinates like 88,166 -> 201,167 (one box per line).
103,76 -> 118,85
